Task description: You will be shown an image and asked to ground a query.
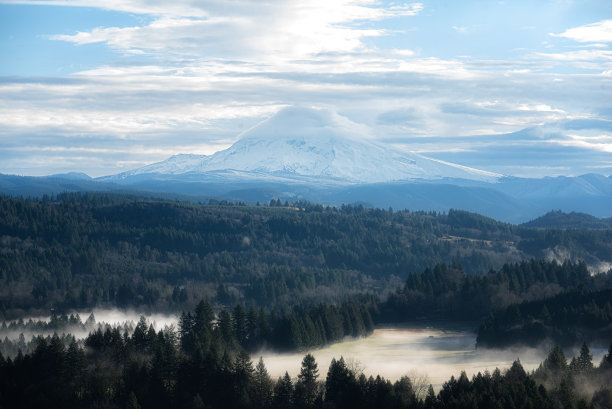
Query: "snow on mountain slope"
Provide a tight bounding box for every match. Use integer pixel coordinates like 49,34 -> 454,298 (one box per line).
119,153 -> 207,176
106,107 -> 501,184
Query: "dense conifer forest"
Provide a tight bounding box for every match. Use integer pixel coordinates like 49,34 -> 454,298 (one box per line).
477,288 -> 612,348
1,193 -> 612,408
1,301 -> 611,409
1,193 -> 611,317
383,260 -> 612,347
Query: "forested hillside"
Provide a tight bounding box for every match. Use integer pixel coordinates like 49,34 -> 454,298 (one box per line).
1,194 -> 612,408
2,193 -> 612,318
382,260 -> 612,347
522,210 -> 612,229
477,288 -> 612,348
382,260 -> 595,321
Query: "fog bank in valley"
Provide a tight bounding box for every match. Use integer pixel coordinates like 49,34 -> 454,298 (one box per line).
255,327 -> 606,388
0,308 -> 179,343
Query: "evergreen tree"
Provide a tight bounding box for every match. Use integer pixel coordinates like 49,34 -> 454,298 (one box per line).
250,357 -> 273,409
325,357 -> 354,407
541,345 -> 568,378
592,388 -> 612,409
273,372 -> 294,409
556,378 -> 576,409
132,316 -> 149,349
233,350 -> 255,408
233,304 -> 247,346
424,384 -> 437,407
126,391 -> 142,409
599,340 -> 612,370
295,353 -> 320,409
246,306 -> 259,349
65,339 -> 87,399
575,342 -> 593,374
257,308 -> 272,345
217,310 -> 235,345
393,376 -> 416,407
194,299 -> 215,333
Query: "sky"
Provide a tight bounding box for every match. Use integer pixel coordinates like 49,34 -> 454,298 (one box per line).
0,0 -> 611,178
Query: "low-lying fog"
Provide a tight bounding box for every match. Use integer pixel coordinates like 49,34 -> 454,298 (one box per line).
0,309 -> 179,342
3,311 -> 606,387
255,326 -> 606,388
80,308 -> 179,330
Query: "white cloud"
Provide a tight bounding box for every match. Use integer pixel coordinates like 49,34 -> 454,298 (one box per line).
50,18 -> 214,54
563,133 -> 612,152
1,64 -> 608,177
0,101 -> 283,134
2,0 -> 214,18
7,0 -> 423,22
532,49 -> 612,61
551,20 -> 612,43
393,49 -> 416,57
46,1 -> 423,60
516,104 -> 565,113
452,26 -> 468,34
6,0 -> 423,19
549,137 -> 612,153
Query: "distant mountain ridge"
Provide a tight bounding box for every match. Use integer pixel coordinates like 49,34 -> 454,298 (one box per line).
3,171 -> 611,225
522,210 -> 612,229
1,107 -> 611,224
47,172 -> 92,181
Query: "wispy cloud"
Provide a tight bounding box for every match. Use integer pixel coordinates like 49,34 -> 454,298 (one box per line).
550,20 -> 612,43
452,25 -> 469,34
47,1 -> 423,60
3,0 -> 423,19
532,49 -> 612,61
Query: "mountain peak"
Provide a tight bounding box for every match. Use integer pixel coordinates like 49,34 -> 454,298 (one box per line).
105,107 -> 501,183
256,106 -> 340,130
235,106 -> 373,149
47,172 -> 92,180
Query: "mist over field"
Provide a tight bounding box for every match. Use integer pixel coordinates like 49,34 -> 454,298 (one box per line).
2,315 -> 607,385
0,308 -> 179,342
81,308 -> 179,330
256,327 -> 606,387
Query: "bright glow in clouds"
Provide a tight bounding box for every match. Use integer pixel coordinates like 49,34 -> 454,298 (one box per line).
49,1 -> 424,58
0,1 -> 611,177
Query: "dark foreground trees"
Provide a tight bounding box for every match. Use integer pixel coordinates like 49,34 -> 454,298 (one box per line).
1,302 -> 611,409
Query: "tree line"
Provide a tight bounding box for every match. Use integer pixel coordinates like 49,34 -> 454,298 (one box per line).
1,300 -> 611,409
382,260 -> 612,347
477,287 -> 612,347
1,296 -> 376,360
3,259 -> 611,354
383,259 -> 601,321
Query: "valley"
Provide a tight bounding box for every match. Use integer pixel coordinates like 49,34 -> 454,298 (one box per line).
1,113 -> 611,409
256,326 -> 555,386
4,1 -> 612,407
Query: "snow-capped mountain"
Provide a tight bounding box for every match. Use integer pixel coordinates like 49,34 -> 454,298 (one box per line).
2,107 -> 609,223
76,108 -> 611,223
105,107 -> 500,184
